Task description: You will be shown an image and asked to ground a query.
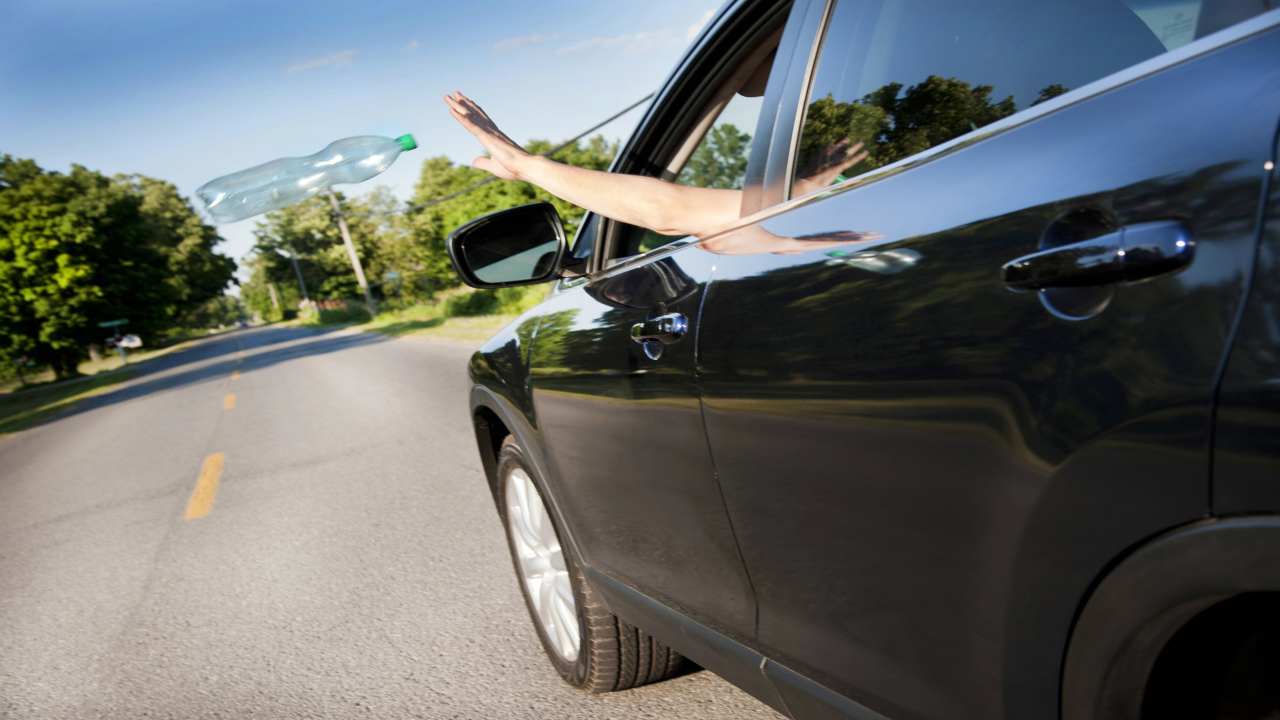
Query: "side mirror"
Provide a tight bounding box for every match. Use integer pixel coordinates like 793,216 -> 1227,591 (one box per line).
447,202 -> 567,288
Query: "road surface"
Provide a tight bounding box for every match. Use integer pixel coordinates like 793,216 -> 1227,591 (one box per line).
0,326 -> 781,719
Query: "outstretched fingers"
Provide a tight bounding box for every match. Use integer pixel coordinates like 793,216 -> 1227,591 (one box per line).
444,92 -> 516,146
453,92 -> 490,120
455,92 -> 521,146
443,90 -> 528,180
843,147 -> 869,172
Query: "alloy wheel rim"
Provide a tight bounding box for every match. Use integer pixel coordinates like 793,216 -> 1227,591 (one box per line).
505,467 -> 580,662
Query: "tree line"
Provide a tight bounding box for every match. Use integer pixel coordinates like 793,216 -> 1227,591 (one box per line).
0,156 -> 237,379
0,135 -> 620,383
240,136 -> 619,321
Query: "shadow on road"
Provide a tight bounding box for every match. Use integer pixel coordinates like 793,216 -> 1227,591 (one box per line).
14,325 -> 387,434
125,324 -> 339,381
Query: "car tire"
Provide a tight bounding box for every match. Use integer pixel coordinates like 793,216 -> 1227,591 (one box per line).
495,436 -> 687,692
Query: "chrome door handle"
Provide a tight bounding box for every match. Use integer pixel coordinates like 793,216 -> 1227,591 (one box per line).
630,313 -> 688,345
1002,221 -> 1193,290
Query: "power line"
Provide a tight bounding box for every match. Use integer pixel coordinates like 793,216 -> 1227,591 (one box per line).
401,91 -> 655,215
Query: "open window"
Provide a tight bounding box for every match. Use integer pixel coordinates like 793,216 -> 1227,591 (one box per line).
595,4 -> 792,269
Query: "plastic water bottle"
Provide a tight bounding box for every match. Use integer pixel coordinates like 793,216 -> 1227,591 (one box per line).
197,134 -> 417,223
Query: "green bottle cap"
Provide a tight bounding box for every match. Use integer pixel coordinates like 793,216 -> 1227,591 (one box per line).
396,134 -> 418,152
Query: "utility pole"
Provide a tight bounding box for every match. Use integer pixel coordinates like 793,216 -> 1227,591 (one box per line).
328,190 -> 376,318
287,252 -> 310,303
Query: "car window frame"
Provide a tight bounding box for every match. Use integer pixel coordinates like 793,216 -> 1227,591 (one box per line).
577,0 -> 805,280
566,2 -> 1280,293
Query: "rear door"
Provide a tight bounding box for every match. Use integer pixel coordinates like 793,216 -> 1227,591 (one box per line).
694,2 -> 1280,718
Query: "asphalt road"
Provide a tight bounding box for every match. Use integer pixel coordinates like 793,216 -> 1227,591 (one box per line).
0,326 -> 781,719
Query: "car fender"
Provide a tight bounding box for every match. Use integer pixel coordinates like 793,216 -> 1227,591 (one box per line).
468,378 -> 591,559
1061,515 -> 1280,720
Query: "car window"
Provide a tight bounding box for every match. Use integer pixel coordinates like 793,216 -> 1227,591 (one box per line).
615,91 -> 768,259
788,0 -> 1276,199
571,213 -> 599,262
675,94 -> 764,191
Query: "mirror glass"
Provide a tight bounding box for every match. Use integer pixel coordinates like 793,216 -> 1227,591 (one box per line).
458,204 -> 562,285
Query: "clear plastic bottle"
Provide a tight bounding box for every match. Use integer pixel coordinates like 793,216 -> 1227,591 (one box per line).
196,134 -> 417,223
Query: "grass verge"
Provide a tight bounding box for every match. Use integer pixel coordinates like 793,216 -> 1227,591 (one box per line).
1,331 -> 218,393
0,331 -> 223,434
305,285 -> 548,345
0,367 -> 135,435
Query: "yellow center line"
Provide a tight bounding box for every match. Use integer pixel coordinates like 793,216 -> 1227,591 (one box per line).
223,393 -> 236,410
230,371 -> 241,381
184,452 -> 225,521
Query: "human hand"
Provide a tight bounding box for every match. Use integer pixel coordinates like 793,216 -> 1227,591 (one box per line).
791,138 -> 868,198
443,91 -> 528,180
701,225 -> 880,255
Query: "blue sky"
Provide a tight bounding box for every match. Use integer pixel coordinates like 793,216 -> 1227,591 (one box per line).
1,0 -> 718,275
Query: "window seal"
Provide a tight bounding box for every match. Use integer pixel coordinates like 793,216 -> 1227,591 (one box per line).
588,236 -> 701,285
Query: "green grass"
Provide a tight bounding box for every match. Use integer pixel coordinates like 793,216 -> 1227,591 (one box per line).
1,331 -> 216,393
0,366 -> 135,435
0,332 -> 217,434
0,287 -> 535,435
306,285 -> 548,345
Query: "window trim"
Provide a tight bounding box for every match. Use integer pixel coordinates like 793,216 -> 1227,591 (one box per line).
744,5 -> 1280,226
748,0 -> 831,214
780,0 -> 836,203
587,0 -> 798,276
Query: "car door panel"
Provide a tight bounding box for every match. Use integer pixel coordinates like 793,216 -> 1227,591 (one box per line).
528,246 -> 757,638
1213,119 -> 1280,512
695,24 -> 1280,720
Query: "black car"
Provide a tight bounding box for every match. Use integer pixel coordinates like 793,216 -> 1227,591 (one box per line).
446,1 -> 1280,718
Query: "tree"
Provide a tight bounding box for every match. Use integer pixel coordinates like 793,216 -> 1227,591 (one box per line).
120,175 -> 238,329
1033,84 -> 1069,106
679,123 -> 752,189
243,135 -> 617,314
0,156 -> 234,378
404,135 -> 618,293
246,187 -> 399,309
238,252 -> 284,322
794,75 -> 1020,180
183,294 -> 243,329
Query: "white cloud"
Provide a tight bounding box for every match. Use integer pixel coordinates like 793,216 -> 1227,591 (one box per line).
493,33 -> 555,51
285,49 -> 356,73
403,39 -> 419,51
556,29 -> 680,55
687,9 -> 715,40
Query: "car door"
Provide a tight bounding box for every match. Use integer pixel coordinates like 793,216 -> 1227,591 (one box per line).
694,1 -> 1280,718
528,232 -> 749,623
525,0 -> 795,640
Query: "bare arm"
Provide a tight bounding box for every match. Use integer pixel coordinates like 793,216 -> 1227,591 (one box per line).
514,156 -> 741,238
444,92 -> 740,238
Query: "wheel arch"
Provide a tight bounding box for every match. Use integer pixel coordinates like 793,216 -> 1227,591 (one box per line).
470,385 -> 542,499
469,384 -> 586,557
1061,515 -> 1280,720
471,404 -> 507,500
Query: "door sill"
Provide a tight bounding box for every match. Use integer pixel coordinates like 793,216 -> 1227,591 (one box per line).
585,567 -> 888,719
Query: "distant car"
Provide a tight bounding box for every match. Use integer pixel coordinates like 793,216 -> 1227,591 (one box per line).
448,2 -> 1280,718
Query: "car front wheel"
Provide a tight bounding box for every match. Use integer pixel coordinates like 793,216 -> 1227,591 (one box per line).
495,436 -> 687,692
